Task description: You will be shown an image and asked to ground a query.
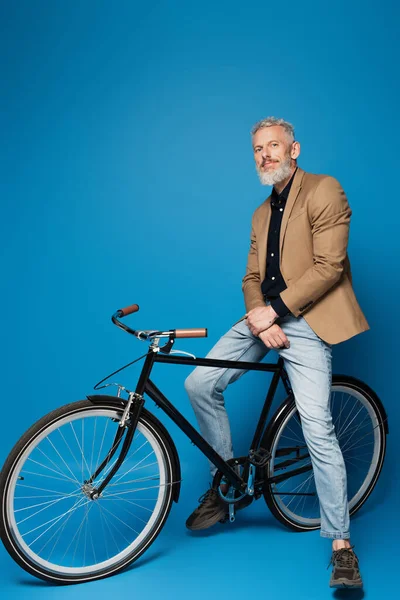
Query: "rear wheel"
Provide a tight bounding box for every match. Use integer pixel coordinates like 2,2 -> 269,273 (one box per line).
262,376 -> 387,532
0,400 -> 176,584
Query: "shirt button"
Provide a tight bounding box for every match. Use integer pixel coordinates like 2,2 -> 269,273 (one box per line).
272,276 -> 275,280
271,253 -> 274,257
280,208 -> 283,212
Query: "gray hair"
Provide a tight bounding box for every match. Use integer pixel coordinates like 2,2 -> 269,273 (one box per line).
251,116 -> 295,143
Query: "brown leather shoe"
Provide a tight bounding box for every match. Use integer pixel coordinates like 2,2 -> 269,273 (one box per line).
186,488 -> 227,531
329,546 -> 363,588
186,487 -> 253,531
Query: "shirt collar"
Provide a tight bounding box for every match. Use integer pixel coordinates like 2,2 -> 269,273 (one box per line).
271,167 -> 298,207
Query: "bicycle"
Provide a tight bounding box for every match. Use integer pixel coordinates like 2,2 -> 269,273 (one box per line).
0,304 -> 388,584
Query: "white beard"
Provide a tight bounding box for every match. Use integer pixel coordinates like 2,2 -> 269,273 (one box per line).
257,156 -> 293,186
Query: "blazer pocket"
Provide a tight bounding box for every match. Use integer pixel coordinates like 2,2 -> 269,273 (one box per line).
287,207 -> 307,223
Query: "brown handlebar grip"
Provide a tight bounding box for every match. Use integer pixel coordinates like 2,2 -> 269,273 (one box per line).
119,304 -> 140,317
175,328 -> 208,338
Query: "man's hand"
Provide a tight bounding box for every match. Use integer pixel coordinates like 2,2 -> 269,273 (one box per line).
246,305 -> 279,336
259,324 -> 290,349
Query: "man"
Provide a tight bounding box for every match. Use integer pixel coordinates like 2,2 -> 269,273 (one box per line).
184,117 -> 369,588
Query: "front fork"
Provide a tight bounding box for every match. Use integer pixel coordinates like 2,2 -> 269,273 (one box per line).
86,352 -> 156,499
86,391 -> 145,499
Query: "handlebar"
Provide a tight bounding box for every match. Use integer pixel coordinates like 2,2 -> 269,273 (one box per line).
112,304 -> 208,340
118,303 -> 140,317
175,329 -> 207,338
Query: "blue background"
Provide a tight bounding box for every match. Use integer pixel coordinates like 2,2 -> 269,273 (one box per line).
1,0 -> 399,598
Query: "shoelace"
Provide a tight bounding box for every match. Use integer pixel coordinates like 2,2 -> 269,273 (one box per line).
197,488 -> 217,506
328,545 -> 358,569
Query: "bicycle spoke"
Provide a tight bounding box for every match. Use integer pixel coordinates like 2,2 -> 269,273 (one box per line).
16,483 -> 79,496
89,429 -> 132,483
336,397 -> 360,438
76,502 -> 92,567
337,405 -> 365,440
81,420 -> 85,482
102,496 -> 151,525
293,471 -> 313,515
337,413 -> 370,444
98,502 -> 141,537
335,392 -> 350,436
106,472 -> 160,487
98,503 -> 118,556
69,422 -> 92,480
14,490 -> 81,515
103,482 -> 170,498
22,491 -> 83,533
277,433 -> 305,445
15,494 -> 79,500
19,470 -> 79,484
31,451 -> 78,484
89,523 -> 97,567
342,451 -> 374,461
344,456 -> 373,465
274,462 -> 313,501
344,457 -> 369,472
94,418 -> 110,477
106,466 -> 160,488
38,496 -> 79,559
28,496 -> 90,547
102,497 -> 156,512
94,457 -> 119,486
36,445 -> 72,480
110,448 -> 154,486
61,502 -> 93,565
96,503 -> 129,552
341,429 -> 377,455
110,439 -> 150,480
282,421 -> 302,440
46,436 -> 81,484
284,472 -> 314,510
89,417 -> 97,475
340,424 -> 374,453
312,489 -> 319,510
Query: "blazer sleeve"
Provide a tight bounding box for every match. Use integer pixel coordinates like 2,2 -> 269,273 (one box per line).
242,216 -> 266,312
279,176 -> 352,317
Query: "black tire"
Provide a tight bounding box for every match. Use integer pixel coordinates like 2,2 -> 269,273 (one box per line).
262,376 -> 387,532
0,400 -> 177,584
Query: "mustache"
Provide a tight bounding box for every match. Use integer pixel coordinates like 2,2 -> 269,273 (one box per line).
261,159 -> 278,167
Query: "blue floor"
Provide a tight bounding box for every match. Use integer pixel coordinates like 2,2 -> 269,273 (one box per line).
1,461 -> 397,600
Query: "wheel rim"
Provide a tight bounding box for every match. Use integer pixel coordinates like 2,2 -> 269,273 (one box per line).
268,384 -> 383,528
5,407 -> 169,576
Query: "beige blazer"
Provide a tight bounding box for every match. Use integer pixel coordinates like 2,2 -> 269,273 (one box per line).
241,167 -> 369,344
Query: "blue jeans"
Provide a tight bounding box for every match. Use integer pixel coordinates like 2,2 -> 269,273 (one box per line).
184,314 -> 350,539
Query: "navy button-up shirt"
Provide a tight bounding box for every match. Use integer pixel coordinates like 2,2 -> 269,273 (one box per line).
261,168 -> 297,317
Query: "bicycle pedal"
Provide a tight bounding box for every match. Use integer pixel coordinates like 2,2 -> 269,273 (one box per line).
249,448 -> 271,467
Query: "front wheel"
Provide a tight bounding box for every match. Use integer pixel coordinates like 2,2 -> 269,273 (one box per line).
262,376 -> 387,532
0,400 -> 176,584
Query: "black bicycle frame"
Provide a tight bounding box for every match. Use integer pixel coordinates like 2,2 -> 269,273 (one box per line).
133,350 -> 293,492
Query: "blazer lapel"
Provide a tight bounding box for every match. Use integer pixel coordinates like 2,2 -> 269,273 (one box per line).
279,167 -> 305,257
